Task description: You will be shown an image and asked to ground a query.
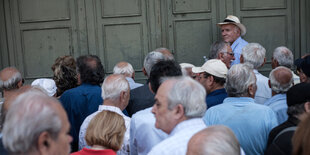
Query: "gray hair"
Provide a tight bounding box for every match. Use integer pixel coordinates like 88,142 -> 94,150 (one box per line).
2,90 -> 62,154
113,62 -> 134,77
101,74 -> 129,101
0,67 -> 22,90
242,43 -> 266,69
209,41 -> 230,59
143,51 -> 165,76
273,46 -> 294,68
200,125 -> 240,155
167,77 -> 206,118
269,66 -> 293,94
225,64 -> 256,97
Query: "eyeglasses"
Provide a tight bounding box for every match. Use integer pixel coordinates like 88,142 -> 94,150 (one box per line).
225,52 -> 234,56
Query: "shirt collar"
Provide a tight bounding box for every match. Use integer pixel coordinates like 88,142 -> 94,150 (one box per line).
223,97 -> 255,104
231,36 -> 242,50
169,118 -> 203,136
98,105 -> 125,117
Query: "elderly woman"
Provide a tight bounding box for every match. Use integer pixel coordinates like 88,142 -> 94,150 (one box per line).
51,55 -> 78,97
71,111 -> 126,155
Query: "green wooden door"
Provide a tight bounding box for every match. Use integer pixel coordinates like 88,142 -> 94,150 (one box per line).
0,0 -> 308,81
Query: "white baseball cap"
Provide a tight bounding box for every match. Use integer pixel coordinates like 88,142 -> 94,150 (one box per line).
192,59 -> 228,78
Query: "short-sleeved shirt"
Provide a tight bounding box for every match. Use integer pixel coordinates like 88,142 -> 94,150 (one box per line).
203,97 -> 278,155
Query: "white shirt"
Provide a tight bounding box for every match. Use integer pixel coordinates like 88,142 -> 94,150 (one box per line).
292,71 -> 300,84
130,108 -> 167,155
126,77 -> 143,90
254,69 -> 272,104
79,105 -> 131,155
148,118 -> 206,155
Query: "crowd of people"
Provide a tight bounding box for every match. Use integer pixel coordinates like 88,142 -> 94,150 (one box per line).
0,15 -> 310,155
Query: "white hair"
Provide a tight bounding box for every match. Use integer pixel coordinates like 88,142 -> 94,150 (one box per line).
242,43 -> 266,69
225,64 -> 256,97
269,66 -> 293,94
0,67 -> 22,90
143,51 -> 165,76
180,63 -> 195,76
200,125 -> 240,155
167,77 -> 207,118
113,62 -> 134,77
2,90 -> 62,154
273,46 -> 294,68
101,74 -> 129,101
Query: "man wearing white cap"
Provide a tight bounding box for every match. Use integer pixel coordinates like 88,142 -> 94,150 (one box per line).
217,15 -> 248,65
192,59 -> 228,109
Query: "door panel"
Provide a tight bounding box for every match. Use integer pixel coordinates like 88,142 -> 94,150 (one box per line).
234,0 -> 294,75
94,0 -> 149,82
166,0 -> 218,66
6,0 -> 83,81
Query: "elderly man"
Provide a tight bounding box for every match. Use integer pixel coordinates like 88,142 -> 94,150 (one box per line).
209,41 -> 235,68
79,74 -> 130,154
203,64 -> 278,155
113,61 -> 143,90
264,66 -> 293,124
187,125 -> 240,155
265,83 -> 310,155
0,67 -> 23,106
148,77 -> 207,155
130,60 -> 182,155
155,47 -> 174,60
240,43 -> 272,104
2,90 -> 72,155
217,15 -> 248,65
126,51 -> 165,116
271,46 -> 300,84
299,55 -> 310,83
60,55 -> 105,152
192,59 -> 228,108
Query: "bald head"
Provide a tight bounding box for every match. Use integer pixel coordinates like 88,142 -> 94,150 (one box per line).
269,66 -> 293,94
187,125 -> 240,155
155,47 -> 174,60
0,67 -> 23,91
113,61 -> 135,78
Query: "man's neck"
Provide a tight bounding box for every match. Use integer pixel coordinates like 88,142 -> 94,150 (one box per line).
208,84 -> 224,94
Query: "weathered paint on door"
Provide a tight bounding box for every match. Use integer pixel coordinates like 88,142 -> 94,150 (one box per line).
0,0 -> 309,81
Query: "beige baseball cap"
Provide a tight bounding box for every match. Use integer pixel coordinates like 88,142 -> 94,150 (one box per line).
192,59 -> 228,78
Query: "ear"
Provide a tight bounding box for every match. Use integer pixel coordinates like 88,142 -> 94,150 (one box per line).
132,72 -> 135,80
37,131 -> 52,154
240,54 -> 244,63
148,82 -> 155,94
173,104 -> 185,119
260,58 -> 266,68
218,53 -> 224,60
304,102 -> 310,113
142,67 -> 148,77
248,84 -> 256,98
17,80 -> 23,88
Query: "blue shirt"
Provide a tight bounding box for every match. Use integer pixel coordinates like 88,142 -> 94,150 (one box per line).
264,94 -> 288,124
130,108 -> 167,155
231,37 -> 248,65
203,97 -> 278,155
206,88 -> 227,109
60,84 -> 103,152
